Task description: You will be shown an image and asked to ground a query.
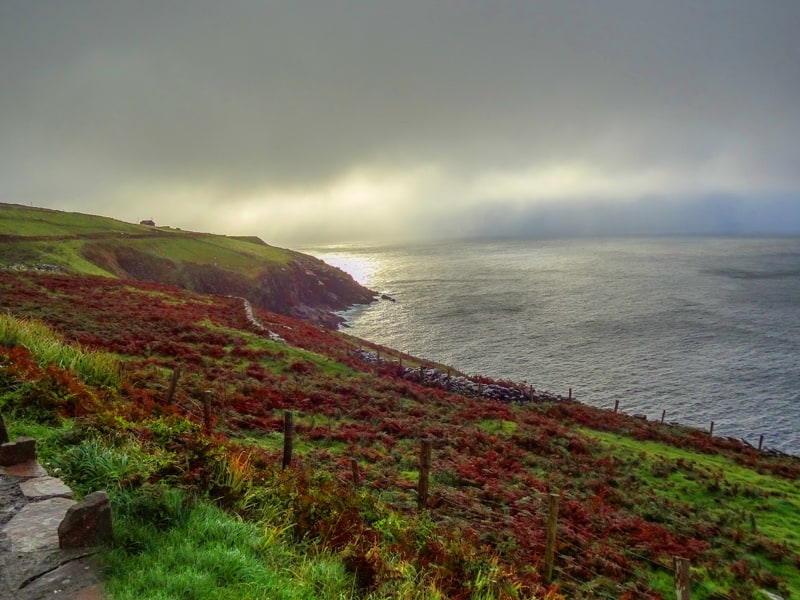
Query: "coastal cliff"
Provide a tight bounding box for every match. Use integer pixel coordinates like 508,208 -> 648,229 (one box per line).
0,203 -> 376,327
79,241 -> 375,327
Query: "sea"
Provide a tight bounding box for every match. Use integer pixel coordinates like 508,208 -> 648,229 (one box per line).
301,237 -> 800,456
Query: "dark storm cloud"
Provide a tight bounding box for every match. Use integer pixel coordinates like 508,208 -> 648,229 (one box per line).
1,1 -> 798,241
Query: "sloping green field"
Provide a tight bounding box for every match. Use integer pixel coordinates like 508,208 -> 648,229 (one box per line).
113,235 -> 292,274
0,203 -> 144,237
0,202 -> 291,276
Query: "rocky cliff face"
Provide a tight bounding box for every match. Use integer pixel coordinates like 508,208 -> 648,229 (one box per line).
81,243 -> 375,327
251,253 -> 376,326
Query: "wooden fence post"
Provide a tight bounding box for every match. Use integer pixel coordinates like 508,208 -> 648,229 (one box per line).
0,411 -> 9,445
202,390 -> 213,436
758,434 -> 764,450
709,421 -> 714,436
568,388 -> 572,400
351,458 -> 360,490
418,439 -> 432,510
544,493 -> 560,585
673,556 -> 690,600
282,411 -> 294,470
165,365 -> 181,404
614,399 -> 619,413
661,409 -> 666,424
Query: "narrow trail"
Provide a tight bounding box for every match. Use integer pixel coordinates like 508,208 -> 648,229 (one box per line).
238,297 -> 285,342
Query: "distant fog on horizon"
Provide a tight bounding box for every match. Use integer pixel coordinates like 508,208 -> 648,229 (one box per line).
425,196 -> 800,242
292,196 -> 800,247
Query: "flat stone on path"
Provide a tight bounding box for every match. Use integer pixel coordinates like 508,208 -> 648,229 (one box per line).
3,497 -> 76,552
20,477 -> 74,501
0,459 -> 106,599
0,460 -> 48,479
14,555 -> 104,600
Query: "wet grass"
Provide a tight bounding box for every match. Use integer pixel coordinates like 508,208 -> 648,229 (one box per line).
0,314 -> 120,387
100,487 -> 357,600
103,234 -> 292,275
477,419 -> 518,436
0,203 -> 293,278
582,428 -> 800,596
0,203 -> 143,237
0,240 -> 115,274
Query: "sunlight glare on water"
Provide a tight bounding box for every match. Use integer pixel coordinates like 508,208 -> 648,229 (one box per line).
315,252 -> 377,287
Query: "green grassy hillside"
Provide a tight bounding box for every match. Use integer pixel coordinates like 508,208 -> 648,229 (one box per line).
0,203 -> 145,237
0,202 -> 291,276
0,203 -> 375,325
1,268 -> 797,599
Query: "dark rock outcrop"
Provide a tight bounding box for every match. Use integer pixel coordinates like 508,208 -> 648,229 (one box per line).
0,437 -> 36,466
0,413 -> 9,444
251,255 -> 376,327
58,491 -> 113,548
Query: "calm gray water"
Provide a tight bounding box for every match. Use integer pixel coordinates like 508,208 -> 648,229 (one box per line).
303,238 -> 800,455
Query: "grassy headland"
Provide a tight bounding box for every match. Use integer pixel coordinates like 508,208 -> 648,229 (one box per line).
0,202 -> 375,326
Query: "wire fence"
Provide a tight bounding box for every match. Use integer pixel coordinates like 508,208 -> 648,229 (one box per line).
165,347 -> 709,600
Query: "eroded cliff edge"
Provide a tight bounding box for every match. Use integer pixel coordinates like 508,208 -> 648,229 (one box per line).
0,204 -> 376,327
80,241 -> 376,328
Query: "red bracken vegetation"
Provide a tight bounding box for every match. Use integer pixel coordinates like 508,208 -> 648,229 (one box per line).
1,269 -> 798,599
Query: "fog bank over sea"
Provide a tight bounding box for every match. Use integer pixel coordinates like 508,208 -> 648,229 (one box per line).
303,237 -> 800,455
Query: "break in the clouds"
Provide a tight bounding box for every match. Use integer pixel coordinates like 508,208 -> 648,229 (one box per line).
1,1 -> 799,244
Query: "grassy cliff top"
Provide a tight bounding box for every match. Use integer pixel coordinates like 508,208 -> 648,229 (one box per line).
0,202 -> 292,277
0,202 -> 145,237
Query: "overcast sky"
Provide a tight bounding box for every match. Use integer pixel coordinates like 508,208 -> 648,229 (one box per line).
2,1 -> 799,245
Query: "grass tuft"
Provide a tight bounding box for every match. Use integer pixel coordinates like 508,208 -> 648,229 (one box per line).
0,313 -> 120,387
104,498 -> 357,600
